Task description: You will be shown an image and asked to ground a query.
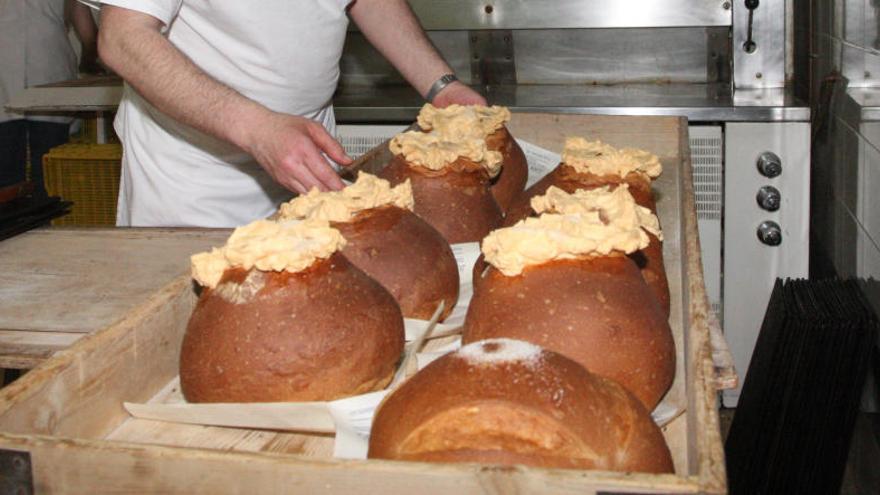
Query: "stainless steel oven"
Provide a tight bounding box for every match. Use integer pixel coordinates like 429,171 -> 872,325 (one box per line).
333,0 -> 811,407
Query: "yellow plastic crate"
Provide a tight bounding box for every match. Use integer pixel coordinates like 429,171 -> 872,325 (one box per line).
43,144 -> 122,226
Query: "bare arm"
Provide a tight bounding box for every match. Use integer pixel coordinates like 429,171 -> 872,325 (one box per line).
65,0 -> 100,73
98,6 -> 350,193
348,0 -> 486,107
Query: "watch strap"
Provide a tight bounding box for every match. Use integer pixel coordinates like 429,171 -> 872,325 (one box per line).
425,73 -> 459,103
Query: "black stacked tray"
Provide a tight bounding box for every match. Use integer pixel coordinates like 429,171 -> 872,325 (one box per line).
726,279 -> 878,495
0,183 -> 71,241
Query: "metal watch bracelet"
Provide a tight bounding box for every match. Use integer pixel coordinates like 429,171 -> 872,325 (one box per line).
425,74 -> 458,103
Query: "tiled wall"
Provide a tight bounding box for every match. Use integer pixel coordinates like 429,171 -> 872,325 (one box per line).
809,0 -> 880,305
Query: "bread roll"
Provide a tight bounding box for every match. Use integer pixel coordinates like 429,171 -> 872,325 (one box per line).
381,131 -> 503,243
278,174 -> 459,321
504,138 -> 668,315
415,103 -> 527,212
464,256 -> 674,409
368,338 -> 674,473
531,184 -> 669,316
507,172 -> 668,315
463,206 -> 674,409
477,232 -> 666,316
181,220 -> 404,402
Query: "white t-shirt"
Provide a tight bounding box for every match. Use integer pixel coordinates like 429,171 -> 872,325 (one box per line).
0,0 -> 78,123
91,0 -> 351,227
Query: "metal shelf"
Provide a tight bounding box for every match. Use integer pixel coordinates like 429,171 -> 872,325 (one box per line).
334,83 -> 810,123
404,0 -> 731,30
6,81 -> 809,124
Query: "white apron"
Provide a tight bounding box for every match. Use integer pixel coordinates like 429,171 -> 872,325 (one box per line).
90,0 -> 351,227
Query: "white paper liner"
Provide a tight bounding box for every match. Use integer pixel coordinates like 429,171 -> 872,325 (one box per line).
327,390 -> 389,459
518,139 -> 562,188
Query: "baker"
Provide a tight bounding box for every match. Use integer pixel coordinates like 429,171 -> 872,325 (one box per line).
91,0 -> 485,227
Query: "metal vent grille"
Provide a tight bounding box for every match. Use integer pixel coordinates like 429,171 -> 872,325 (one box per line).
336,125 -> 407,158
690,136 -> 723,220
689,126 -> 724,322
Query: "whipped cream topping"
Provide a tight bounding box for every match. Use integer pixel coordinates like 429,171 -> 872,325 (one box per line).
483,185 -> 661,276
278,173 -> 414,223
530,185 -> 663,240
191,219 -> 346,288
417,103 -> 511,139
389,130 -> 502,177
561,137 -> 662,179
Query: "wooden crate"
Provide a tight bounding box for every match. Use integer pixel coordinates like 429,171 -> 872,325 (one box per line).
0,114 -> 729,494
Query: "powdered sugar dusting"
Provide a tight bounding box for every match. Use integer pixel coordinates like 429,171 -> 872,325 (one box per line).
457,339 -> 543,366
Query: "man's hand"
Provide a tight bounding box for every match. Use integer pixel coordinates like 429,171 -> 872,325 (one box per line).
432,81 -> 487,108
245,113 -> 352,194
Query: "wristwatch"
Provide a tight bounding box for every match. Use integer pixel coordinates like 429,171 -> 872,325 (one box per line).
425,74 -> 459,103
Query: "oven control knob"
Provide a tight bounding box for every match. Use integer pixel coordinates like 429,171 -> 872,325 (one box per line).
757,185 -> 781,211
757,152 -> 782,178
757,221 -> 782,246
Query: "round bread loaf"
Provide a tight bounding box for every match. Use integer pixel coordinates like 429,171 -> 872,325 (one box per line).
504,165 -> 669,315
180,253 -> 404,402
413,103 -> 525,212
379,154 -> 502,243
462,255 -> 675,410
368,338 -> 674,473
332,205 -> 459,321
486,126 -> 528,211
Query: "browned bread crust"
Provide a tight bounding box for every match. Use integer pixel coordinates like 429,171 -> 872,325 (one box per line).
180,253 -> 404,402
630,232 -> 671,316
368,340 -> 674,473
333,206 -> 459,321
487,126 -> 528,212
463,256 -> 675,409
379,154 -> 503,244
502,164 -> 670,315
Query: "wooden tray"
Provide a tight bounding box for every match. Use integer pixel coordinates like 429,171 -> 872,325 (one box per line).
0,114 -> 728,494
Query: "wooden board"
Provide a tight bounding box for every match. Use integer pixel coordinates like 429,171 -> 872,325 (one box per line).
0,331 -> 83,369
0,228 -> 229,368
0,114 -> 727,494
0,228 -> 229,334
